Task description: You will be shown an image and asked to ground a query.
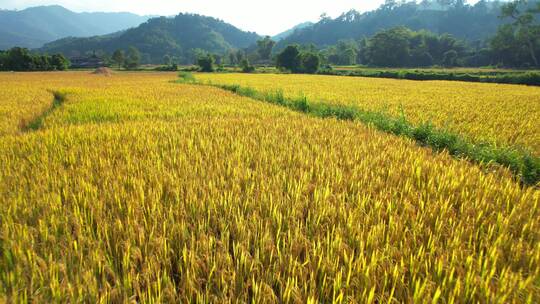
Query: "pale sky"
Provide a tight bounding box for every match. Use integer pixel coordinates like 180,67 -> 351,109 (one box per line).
0,0 -> 396,35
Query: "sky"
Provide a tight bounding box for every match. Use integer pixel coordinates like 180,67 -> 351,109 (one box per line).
0,0 -> 390,35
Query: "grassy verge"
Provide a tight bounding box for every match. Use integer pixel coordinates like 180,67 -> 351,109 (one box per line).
23,90 -> 67,131
177,72 -> 539,186
318,69 -> 540,86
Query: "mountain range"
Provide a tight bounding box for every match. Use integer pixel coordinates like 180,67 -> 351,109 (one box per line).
0,5 -> 152,49
1,1 -> 519,64
275,1 -> 509,50
272,22 -> 314,41
40,13 -> 261,63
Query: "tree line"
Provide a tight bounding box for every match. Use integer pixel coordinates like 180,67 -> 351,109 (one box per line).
207,0 -> 538,72
2,0 -> 538,72
0,47 -> 70,71
111,47 -> 142,70
275,0 -> 536,50
272,0 -> 539,70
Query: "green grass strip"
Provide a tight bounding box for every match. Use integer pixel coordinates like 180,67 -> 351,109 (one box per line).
318,69 -> 540,86
24,90 -> 67,131
176,73 -> 539,186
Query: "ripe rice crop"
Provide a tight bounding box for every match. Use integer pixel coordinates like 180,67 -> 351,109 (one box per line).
196,73 -> 540,155
0,72 -> 539,302
0,79 -> 52,135
0,72 -> 176,134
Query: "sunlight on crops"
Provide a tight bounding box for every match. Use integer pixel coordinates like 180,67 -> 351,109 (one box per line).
196,73 -> 540,155
0,72 -> 173,134
0,72 -> 539,302
0,79 -> 52,135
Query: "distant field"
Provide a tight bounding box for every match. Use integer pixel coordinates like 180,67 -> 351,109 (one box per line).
1,72 -> 539,302
330,66 -> 540,75
197,73 -> 540,155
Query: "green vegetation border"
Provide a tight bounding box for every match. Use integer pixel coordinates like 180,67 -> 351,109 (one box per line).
317,69 -> 540,86
177,72 -> 539,186
22,90 -> 67,131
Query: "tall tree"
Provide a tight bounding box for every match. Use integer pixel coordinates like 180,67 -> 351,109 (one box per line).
50,54 -> 69,70
256,36 -> 276,61
197,54 -> 215,72
124,46 -> 141,70
299,52 -> 320,73
0,51 -> 6,70
112,49 -> 125,68
163,54 -> 172,66
323,40 -> 358,65
5,47 -> 33,71
276,45 -> 301,72
366,27 -> 411,67
499,0 -> 540,67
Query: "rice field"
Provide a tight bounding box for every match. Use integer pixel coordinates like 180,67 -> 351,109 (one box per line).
196,73 -> 540,155
0,81 -> 52,135
0,72 -> 539,302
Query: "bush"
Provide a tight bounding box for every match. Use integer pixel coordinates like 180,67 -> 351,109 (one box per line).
492,72 -> 540,85
276,45 -> 301,72
124,46 -> 141,70
318,64 -> 333,74
177,72 -> 195,83
179,65 -> 199,72
442,50 -> 458,67
240,59 -> 255,73
197,54 -> 215,72
300,52 -> 320,74
155,64 -> 178,71
51,54 -> 70,71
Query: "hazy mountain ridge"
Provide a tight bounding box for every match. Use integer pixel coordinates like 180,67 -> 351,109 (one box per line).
40,13 -> 261,63
276,1 -> 511,49
272,22 -> 315,41
0,5 -> 152,49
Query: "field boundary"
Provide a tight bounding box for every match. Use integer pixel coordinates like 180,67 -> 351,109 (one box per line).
176,73 -> 539,186
21,90 -> 67,132
317,69 -> 540,86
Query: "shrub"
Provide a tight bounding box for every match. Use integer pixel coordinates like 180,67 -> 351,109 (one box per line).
240,59 -> 255,73
155,64 -> 178,71
442,50 -> 458,67
177,72 -> 195,83
276,45 -> 301,72
300,52 -> 320,74
124,46 -> 141,70
197,54 -> 215,72
51,54 -> 70,71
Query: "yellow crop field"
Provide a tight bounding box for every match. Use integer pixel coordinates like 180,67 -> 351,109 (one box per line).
1,72 -> 539,303
196,73 -> 540,155
0,72 -> 173,135
0,81 -> 52,135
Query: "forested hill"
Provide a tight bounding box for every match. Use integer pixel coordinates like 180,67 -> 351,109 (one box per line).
40,13 -> 260,63
277,0 -> 509,49
0,5 -> 151,49
272,22 -> 314,41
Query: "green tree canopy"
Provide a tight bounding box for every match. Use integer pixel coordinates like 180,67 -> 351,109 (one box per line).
124,46 -> 141,70
492,0 -> 540,67
300,52 -> 320,73
276,45 -> 301,72
112,49 -> 125,68
0,47 -> 70,71
256,36 -> 276,61
51,54 -> 70,70
366,27 -> 411,67
197,54 -> 215,72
